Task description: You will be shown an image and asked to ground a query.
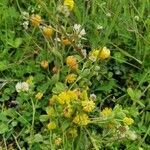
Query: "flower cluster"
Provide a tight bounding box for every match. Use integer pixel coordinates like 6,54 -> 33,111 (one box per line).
46,89 -> 96,137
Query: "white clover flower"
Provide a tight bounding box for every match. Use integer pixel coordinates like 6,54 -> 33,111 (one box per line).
22,21 -> 29,30
134,16 -> 140,21
90,94 -> 97,100
21,11 -> 29,20
97,25 -> 103,30
81,49 -> 87,58
73,24 -> 86,39
106,13 -> 111,17
16,82 -> 29,92
126,130 -> 137,140
57,5 -> 70,16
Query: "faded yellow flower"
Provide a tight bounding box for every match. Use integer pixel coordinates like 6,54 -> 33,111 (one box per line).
63,106 -> 73,118
61,38 -> 71,45
82,100 -> 95,112
43,26 -> 53,38
64,0 -> 74,10
66,56 -> 78,70
30,14 -> 42,27
101,107 -> 112,117
35,92 -> 43,100
47,122 -> 56,130
99,47 -> 110,60
123,117 -> 134,125
68,128 -> 78,138
66,74 -> 77,83
73,114 -> 90,126
40,60 -> 49,69
54,137 -> 62,146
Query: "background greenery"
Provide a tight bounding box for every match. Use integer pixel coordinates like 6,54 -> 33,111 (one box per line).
0,0 -> 150,149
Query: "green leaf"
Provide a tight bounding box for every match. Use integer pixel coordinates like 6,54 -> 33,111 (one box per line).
39,115 -> 49,122
0,123 -> 9,134
0,61 -> 9,71
14,38 -> 23,48
52,82 -> 66,94
34,134 -> 43,143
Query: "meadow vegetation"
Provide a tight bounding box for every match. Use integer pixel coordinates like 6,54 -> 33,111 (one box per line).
0,0 -> 150,149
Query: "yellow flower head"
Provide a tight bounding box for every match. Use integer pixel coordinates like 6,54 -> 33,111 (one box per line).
63,106 -> 73,118
43,26 -> 53,38
30,14 -> 42,27
35,92 -> 43,100
40,60 -> 49,69
64,0 -> 74,11
47,121 -> 56,130
101,107 -> 112,117
68,128 -> 78,138
123,117 -> 134,125
26,76 -> 33,84
73,113 -> 90,126
89,49 -> 99,61
57,91 -> 70,104
61,38 -> 71,45
52,66 -> 60,74
99,47 -> 110,60
82,100 -> 95,112
66,56 -> 78,70
66,74 -> 77,83
54,137 -> 62,146
67,90 -> 78,100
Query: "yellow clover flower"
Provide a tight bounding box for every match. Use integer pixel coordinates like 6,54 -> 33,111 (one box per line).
99,47 -> 110,60
30,14 -> 42,27
47,122 -> 56,130
35,92 -> 43,100
64,0 -> 74,11
66,90 -> 78,101
66,56 -> 78,70
43,26 -> 53,38
82,100 -> 95,112
73,114 -> 90,126
66,74 -> 77,83
89,49 -> 99,61
57,91 -> 70,104
101,107 -> 112,117
68,128 -> 78,138
123,117 -> 134,125
54,137 -> 62,146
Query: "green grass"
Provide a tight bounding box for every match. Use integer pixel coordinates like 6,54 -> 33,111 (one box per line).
0,0 -> 150,149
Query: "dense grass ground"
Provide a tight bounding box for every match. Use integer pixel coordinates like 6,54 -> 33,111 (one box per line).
0,0 -> 150,149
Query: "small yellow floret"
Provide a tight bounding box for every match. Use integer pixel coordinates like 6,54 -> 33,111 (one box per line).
99,47 -> 110,60
101,107 -> 112,117
35,92 -> 43,100
66,74 -> 77,83
82,100 -> 95,112
73,114 -> 90,126
64,0 -> 74,10
40,60 -> 49,69
123,117 -> 134,125
31,14 -> 42,27
43,26 -> 53,38
47,122 -> 56,130
57,92 -> 70,104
